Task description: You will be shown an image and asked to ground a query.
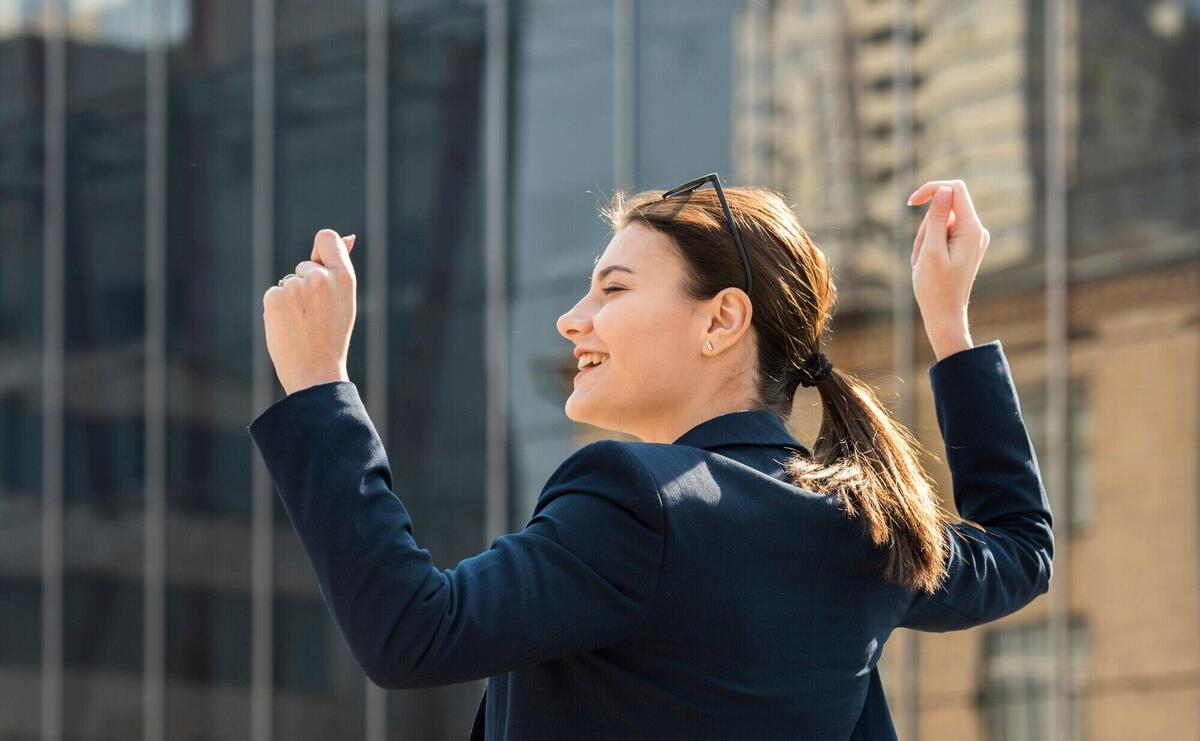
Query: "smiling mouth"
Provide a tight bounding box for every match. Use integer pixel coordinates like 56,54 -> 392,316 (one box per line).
575,362 -> 605,378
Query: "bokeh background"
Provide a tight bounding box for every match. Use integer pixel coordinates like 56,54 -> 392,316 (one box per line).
1,0 -> 1198,739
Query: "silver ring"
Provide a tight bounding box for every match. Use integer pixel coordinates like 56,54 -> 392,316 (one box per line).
277,273 -> 300,287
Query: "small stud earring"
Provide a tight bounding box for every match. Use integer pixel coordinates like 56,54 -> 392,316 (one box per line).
705,340 -> 714,352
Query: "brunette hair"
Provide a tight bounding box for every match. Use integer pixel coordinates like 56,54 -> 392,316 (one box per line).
600,183 -> 976,594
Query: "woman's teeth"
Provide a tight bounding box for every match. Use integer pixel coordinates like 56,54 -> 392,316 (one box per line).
577,353 -> 608,370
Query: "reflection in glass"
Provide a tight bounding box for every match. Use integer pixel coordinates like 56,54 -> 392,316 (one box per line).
381,2 -> 488,738
0,8 -> 46,738
61,0 -> 148,738
164,0 -> 255,736
271,0 -> 368,735
508,0 -> 617,521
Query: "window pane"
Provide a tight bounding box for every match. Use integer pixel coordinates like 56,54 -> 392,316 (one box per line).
270,0 -> 368,735
509,0 -> 615,517
379,2 -> 488,738
0,3 -> 45,738
62,0 -> 148,737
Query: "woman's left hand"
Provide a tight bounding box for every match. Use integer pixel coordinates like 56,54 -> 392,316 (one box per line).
263,229 -> 358,396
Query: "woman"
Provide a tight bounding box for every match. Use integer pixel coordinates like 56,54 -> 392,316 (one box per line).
251,176 -> 1053,740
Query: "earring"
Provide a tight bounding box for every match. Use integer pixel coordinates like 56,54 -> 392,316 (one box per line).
705,340 -> 714,352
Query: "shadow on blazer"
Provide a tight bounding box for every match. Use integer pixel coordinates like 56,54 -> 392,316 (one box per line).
248,339 -> 1053,740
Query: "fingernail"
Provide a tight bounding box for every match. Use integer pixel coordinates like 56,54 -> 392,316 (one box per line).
906,191 -> 916,205
935,186 -> 951,205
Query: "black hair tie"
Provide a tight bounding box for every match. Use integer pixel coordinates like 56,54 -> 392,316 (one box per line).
796,351 -> 833,388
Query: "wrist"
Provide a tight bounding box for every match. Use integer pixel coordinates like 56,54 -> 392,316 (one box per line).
924,315 -> 973,362
284,365 -> 350,396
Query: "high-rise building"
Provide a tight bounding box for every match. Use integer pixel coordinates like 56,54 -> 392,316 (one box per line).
2,1 -> 1197,740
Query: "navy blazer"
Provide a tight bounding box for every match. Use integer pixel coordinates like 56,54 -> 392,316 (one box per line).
248,339 -> 1053,740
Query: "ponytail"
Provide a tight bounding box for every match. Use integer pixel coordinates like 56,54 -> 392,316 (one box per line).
782,367 -> 969,594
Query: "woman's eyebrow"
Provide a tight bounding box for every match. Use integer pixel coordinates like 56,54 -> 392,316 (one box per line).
590,264 -> 635,284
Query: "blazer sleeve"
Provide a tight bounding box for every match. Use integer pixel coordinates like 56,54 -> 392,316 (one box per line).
898,339 -> 1055,632
246,381 -> 665,689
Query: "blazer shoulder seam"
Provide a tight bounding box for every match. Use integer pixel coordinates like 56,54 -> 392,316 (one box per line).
602,441 -> 668,642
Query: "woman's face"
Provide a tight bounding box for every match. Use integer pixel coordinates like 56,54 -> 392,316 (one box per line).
556,221 -> 754,443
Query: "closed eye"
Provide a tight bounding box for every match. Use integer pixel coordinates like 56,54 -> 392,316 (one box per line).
602,286 -> 625,294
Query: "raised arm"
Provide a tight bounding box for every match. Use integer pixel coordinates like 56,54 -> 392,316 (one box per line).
898,339 -> 1054,631
247,382 -> 665,688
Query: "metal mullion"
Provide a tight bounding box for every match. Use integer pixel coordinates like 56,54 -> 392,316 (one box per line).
143,0 -> 169,737
1043,0 -> 1071,739
890,1 -> 919,738
613,0 -> 635,190
483,0 -> 510,551
364,0 -> 389,736
41,1 -> 66,740
251,0 -> 277,736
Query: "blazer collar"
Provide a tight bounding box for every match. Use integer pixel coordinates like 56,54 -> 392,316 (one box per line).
671,408 -> 809,454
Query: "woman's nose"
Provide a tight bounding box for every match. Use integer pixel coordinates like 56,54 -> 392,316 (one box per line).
556,304 -> 592,341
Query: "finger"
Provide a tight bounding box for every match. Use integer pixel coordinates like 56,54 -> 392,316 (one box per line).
294,260 -> 329,279
907,179 -> 981,232
310,228 -> 354,273
906,179 -> 974,211
911,212 -> 929,268
912,186 -> 952,263
926,185 -> 952,226
263,285 -> 283,309
944,210 -> 960,258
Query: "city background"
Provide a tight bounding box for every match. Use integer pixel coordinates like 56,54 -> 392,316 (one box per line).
0,0 -> 1197,739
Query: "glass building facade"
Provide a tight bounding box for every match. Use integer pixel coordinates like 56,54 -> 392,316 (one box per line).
1,0 -> 1198,740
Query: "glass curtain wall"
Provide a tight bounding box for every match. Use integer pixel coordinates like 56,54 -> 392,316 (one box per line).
164,0 -> 255,738
62,1 -> 149,739
0,5 -> 47,741
507,0 -> 616,518
4,1 -> 1199,740
270,0 -> 369,736
381,1 -> 488,739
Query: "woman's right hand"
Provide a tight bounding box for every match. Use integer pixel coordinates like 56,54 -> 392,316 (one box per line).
907,179 -> 991,361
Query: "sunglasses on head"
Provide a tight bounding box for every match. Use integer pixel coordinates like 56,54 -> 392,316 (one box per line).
661,172 -> 753,296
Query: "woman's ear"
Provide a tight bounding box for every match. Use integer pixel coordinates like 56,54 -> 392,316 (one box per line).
703,287 -> 753,350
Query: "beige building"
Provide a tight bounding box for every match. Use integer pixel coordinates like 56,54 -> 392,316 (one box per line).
827,260 -> 1199,740
725,0 -> 1199,738
734,0 -> 1080,303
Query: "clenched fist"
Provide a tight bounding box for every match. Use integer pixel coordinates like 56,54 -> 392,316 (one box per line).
263,228 -> 358,396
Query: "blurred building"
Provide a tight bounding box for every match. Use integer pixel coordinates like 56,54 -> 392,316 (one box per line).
1,1 -> 1197,741
735,1 -> 1200,740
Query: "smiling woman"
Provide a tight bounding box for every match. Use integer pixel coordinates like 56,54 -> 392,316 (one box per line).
247,175 -> 1051,741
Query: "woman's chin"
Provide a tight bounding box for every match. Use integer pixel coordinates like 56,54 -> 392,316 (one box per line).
564,395 -> 586,423
564,390 -> 601,426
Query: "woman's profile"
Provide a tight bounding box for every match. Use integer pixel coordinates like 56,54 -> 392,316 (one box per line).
250,176 -> 1053,740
